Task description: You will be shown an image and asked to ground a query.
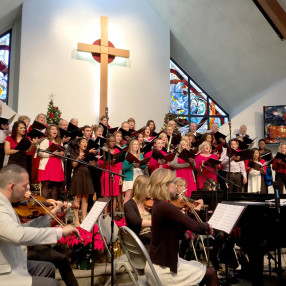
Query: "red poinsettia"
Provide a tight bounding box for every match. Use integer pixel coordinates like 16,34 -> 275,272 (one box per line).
49,113 -> 54,118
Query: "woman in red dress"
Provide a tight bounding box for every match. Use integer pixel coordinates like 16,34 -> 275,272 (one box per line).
5,120 -> 36,170
98,135 -> 122,214
171,139 -> 197,196
195,141 -> 219,189
38,124 -> 64,200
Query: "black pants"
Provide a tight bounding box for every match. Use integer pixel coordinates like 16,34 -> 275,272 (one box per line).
28,260 -> 59,286
28,245 -> 78,286
221,171 -> 243,192
275,172 -> 286,194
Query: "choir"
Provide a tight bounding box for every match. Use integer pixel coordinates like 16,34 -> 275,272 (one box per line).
0,110 -> 285,209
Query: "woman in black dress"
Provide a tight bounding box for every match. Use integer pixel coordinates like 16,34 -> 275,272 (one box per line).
70,137 -> 94,226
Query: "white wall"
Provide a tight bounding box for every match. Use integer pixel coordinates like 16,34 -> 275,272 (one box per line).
18,0 -> 170,128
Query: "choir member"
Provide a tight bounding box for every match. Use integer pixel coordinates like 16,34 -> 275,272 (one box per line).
18,115 -> 31,129
246,148 -> 266,193
123,175 -> 151,246
146,168 -> 217,286
35,113 -> 47,126
272,143 -> 286,194
81,125 -> 92,140
171,140 -> 197,196
70,138 -> 94,226
100,115 -> 109,128
29,114 -> 47,184
136,133 -> 144,149
142,126 -> 154,142
4,120 -> 36,170
168,120 -> 177,131
58,119 -> 71,144
0,105 -> 10,168
235,124 -> 249,139
92,124 -> 104,140
189,122 -> 199,136
219,138 -> 247,192
146,119 -> 156,136
114,130 -> 125,149
99,135 -> 122,214
158,132 -> 168,150
127,117 -> 136,132
195,141 -> 219,189
144,138 -> 171,173
85,125 -> 102,202
58,119 -> 68,130
70,118 -> 79,127
122,139 -> 146,204
38,124 -> 64,200
121,121 -> 130,132
258,139 -> 273,189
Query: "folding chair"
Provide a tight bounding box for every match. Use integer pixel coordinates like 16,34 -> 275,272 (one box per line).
98,214 -> 137,286
118,226 -> 163,286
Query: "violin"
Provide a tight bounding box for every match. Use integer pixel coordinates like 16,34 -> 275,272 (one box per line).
13,194 -> 78,226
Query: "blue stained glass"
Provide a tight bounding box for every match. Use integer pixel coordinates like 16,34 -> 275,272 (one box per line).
0,31 -> 11,104
170,59 -> 229,130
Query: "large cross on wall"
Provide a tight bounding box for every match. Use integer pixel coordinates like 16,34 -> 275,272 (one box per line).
77,16 -> 130,116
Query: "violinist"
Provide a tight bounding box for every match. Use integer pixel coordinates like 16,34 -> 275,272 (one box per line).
124,175 -> 151,246
146,168 -> 218,286
0,164 -> 80,286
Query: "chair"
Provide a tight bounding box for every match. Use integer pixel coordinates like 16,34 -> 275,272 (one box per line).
118,226 -> 163,286
98,214 -> 137,286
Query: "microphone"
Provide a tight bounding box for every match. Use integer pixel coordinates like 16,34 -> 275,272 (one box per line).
273,181 -> 280,215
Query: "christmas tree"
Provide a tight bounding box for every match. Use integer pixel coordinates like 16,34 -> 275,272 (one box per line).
46,99 -> 62,124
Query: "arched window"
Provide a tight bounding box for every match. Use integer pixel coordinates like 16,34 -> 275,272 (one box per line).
170,58 -> 229,133
0,30 -> 12,104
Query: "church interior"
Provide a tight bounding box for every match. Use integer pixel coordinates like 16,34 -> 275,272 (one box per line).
1,0 -> 286,285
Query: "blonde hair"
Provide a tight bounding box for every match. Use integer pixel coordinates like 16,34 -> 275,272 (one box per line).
133,175 -> 149,203
128,139 -> 140,158
93,124 -> 104,133
148,169 -> 176,201
174,177 -> 187,188
278,143 -> 286,153
178,139 -> 189,153
35,113 -> 47,124
158,133 -> 168,146
198,141 -> 212,153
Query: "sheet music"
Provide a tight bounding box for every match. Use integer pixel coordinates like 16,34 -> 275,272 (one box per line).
80,198 -> 110,232
208,203 -> 246,234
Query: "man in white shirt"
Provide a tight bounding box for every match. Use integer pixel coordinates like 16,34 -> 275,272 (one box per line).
220,138 -> 247,192
0,164 -> 80,286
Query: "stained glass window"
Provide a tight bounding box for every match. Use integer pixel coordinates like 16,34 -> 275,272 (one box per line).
0,30 -> 11,104
170,59 -> 229,133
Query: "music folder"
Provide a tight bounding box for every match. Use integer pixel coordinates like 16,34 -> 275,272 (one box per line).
208,202 -> 246,234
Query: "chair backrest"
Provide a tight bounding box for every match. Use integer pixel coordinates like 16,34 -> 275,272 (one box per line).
98,214 -> 119,257
118,226 -> 163,286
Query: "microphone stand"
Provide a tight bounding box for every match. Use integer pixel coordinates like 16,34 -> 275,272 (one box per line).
227,120 -> 232,201
105,107 -> 115,286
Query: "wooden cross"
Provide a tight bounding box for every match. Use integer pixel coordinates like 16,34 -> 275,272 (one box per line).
77,16 -> 130,116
